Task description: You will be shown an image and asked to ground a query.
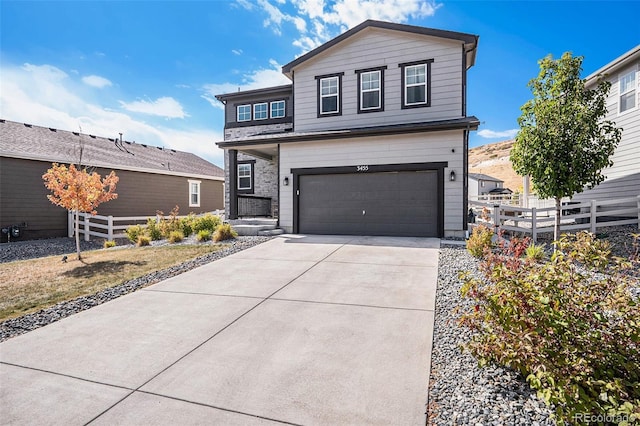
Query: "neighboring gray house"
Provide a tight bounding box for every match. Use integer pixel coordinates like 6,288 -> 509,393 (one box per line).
573,45 -> 640,203
0,120 -> 224,241
468,173 -> 510,198
216,20 -> 479,238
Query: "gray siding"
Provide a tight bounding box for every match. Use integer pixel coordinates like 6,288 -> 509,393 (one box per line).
291,27 -> 464,132
0,157 -> 224,241
279,130 -> 465,238
575,60 -> 640,202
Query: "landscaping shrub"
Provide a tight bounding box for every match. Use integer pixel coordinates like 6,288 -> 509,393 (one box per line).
180,214 -> 196,237
157,206 -> 181,238
125,225 -> 144,243
196,229 -> 212,242
213,223 -> 237,242
136,235 -> 150,247
145,218 -> 163,241
524,241 -> 546,262
103,240 -> 116,248
459,231 -> 640,425
193,213 -> 221,233
168,230 -> 184,243
466,224 -> 494,258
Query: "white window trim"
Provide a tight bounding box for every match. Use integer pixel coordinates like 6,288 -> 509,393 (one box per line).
237,163 -> 252,190
254,102 -> 268,120
618,66 -> 638,116
405,64 -> 427,106
270,100 -> 285,118
237,104 -> 251,122
360,70 -> 381,111
320,76 -> 339,115
188,179 -> 201,208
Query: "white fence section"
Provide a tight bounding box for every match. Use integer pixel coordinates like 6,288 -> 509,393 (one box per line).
469,195 -> 640,242
68,210 -> 226,242
469,194 -> 567,209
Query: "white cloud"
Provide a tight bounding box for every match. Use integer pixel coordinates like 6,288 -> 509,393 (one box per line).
201,59 -> 291,109
0,62 -> 224,166
119,97 -> 188,119
232,49 -> 243,55
477,129 -> 519,139
82,74 -> 113,88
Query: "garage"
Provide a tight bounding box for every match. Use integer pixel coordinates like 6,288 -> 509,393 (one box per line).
295,165 -> 442,237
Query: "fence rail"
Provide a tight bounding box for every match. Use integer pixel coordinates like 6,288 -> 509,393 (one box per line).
469,195 -> 640,242
68,210 -> 225,242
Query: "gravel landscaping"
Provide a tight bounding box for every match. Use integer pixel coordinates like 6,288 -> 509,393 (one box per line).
428,244 -> 556,425
0,236 -> 271,342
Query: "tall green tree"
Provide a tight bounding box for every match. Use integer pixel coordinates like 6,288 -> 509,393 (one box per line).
510,52 -> 622,244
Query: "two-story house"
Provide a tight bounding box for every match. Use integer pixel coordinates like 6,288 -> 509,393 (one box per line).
468,173 -> 511,199
573,45 -> 640,204
216,20 -> 479,238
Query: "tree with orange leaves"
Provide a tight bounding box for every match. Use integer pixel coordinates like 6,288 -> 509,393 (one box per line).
43,163 -> 119,260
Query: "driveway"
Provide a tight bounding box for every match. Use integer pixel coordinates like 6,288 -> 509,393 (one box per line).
0,235 -> 439,425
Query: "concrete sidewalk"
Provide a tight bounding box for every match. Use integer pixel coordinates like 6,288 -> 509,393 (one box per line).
0,235 -> 439,425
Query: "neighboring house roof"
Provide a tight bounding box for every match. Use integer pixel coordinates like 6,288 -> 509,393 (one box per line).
217,116 -> 480,148
468,173 -> 503,182
215,84 -> 292,103
585,44 -> 640,87
488,187 -> 513,194
0,119 -> 224,180
282,19 -> 479,78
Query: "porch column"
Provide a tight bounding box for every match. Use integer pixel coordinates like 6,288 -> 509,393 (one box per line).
229,149 -> 238,219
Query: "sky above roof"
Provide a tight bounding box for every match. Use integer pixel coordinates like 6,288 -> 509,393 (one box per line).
1,1 -> 638,167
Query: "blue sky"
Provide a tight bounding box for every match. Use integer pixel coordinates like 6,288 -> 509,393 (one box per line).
1,0 -> 638,167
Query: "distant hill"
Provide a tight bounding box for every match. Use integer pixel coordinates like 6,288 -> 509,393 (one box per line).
469,139 -> 523,192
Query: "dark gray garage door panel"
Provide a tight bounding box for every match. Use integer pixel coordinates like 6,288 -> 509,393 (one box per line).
298,171 -> 438,237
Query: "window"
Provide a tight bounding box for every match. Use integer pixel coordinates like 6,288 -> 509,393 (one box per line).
237,162 -> 253,192
399,59 -> 434,109
270,100 -> 285,118
189,180 -> 201,207
237,105 -> 251,122
480,180 -> 485,187
254,103 -> 268,120
619,69 -> 637,114
316,73 -> 343,116
356,67 -> 386,113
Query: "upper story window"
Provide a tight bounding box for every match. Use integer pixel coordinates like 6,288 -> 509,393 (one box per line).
356,66 -> 386,113
237,105 -> 251,122
188,180 -> 201,207
271,100 -> 285,118
237,162 -> 254,193
316,73 -> 344,117
399,59 -> 434,109
254,103 -> 268,120
619,69 -> 637,114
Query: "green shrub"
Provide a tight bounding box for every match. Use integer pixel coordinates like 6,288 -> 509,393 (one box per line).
180,214 -> 196,237
460,231 -> 640,424
136,235 -> 150,247
524,242 -> 546,262
125,225 -> 144,243
193,213 -> 221,233
145,218 -> 163,241
466,224 -> 494,258
158,206 -> 181,238
196,229 -> 212,242
103,240 -> 116,248
168,230 -> 184,243
213,223 -> 237,242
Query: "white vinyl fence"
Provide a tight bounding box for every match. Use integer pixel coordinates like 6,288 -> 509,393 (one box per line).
68,210 -> 225,242
469,195 -> 640,242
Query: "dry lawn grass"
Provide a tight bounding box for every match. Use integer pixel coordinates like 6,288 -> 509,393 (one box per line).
0,244 -> 221,321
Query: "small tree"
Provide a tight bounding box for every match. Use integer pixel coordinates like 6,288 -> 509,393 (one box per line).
511,52 -> 622,243
43,163 -> 119,260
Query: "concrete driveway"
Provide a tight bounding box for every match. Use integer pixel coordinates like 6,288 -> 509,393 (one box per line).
0,235 -> 439,425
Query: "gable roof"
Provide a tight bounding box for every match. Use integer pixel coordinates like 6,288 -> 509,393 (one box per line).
468,173 -> 503,182
0,119 -> 224,180
585,44 -> 640,87
282,19 -> 479,77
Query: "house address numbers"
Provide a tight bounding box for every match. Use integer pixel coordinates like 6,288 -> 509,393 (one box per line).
356,165 -> 369,172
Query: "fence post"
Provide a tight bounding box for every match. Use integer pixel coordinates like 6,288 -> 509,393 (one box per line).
637,195 -> 640,230
68,211 -> 74,238
107,216 -> 114,241
84,213 -> 90,242
590,200 -> 597,234
493,204 -> 500,234
156,214 -> 161,224
531,207 -> 537,242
